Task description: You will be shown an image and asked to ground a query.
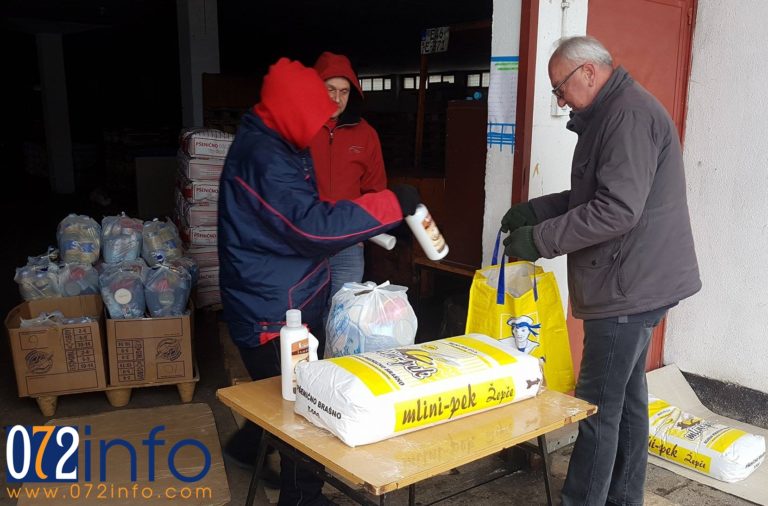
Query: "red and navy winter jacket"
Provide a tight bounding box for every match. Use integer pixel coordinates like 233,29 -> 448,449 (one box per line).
310,52 -> 387,202
218,111 -> 402,348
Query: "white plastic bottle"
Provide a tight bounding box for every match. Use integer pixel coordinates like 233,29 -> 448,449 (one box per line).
405,204 -> 449,261
368,233 -> 397,250
280,309 -> 319,401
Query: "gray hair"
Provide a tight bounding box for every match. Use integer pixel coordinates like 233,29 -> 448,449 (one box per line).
552,36 -> 613,67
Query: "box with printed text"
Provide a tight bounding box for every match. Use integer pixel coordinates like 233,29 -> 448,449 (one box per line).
4,295 -> 108,397
105,303 -> 194,387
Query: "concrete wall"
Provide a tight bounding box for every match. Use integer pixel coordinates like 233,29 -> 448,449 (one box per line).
664,0 -> 768,393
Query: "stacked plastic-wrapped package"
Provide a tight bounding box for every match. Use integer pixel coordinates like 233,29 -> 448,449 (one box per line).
13,213 -> 197,320
14,248 -> 63,300
176,128 -> 230,308
99,216 -> 193,319
13,215 -> 102,301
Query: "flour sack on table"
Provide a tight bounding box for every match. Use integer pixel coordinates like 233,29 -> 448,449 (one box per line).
294,333 -> 543,447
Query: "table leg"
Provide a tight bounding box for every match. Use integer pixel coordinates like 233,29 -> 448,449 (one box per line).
538,434 -> 554,506
245,432 -> 271,506
408,484 -> 416,505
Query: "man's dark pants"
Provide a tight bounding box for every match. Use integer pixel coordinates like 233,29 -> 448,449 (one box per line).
561,306 -> 669,506
226,315 -> 329,506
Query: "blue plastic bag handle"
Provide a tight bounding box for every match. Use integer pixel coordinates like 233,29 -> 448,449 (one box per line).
493,229 -> 506,305
494,228 -> 538,304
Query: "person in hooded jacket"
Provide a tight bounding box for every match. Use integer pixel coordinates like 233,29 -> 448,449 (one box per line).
217,57 -> 419,505
309,51 -> 388,306
501,36 -> 701,505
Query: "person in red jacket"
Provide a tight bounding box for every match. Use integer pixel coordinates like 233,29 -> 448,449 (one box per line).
309,51 -> 388,308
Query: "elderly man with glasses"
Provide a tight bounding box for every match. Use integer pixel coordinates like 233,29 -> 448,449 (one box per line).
500,36 -> 701,505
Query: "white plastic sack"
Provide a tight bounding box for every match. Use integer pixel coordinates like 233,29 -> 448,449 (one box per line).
295,334 -> 543,447
648,396 -> 765,482
326,281 -> 417,357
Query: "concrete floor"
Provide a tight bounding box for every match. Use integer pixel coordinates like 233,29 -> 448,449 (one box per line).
1,308 -> 759,506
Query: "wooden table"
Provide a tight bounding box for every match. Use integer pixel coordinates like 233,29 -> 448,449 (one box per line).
217,377 -> 596,505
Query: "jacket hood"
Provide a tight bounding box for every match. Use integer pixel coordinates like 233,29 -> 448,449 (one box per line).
314,52 -> 364,126
314,52 -> 363,96
253,58 -> 337,149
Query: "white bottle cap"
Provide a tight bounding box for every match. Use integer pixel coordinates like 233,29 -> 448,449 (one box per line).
286,309 -> 302,328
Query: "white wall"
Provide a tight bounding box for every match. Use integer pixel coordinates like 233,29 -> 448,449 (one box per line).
664,0 -> 768,393
486,0 -> 587,313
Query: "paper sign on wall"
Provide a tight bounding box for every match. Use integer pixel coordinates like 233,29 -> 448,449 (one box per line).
420,26 -> 450,54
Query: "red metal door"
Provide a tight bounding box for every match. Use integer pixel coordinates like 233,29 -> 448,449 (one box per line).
567,0 -> 697,378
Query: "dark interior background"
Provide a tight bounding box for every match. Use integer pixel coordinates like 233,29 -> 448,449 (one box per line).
0,0 -> 492,320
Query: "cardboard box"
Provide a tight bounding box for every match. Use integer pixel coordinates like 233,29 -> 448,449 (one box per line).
4,295 -> 108,397
106,305 -> 194,386
177,173 -> 219,202
179,129 -> 233,159
17,403 -> 231,506
178,152 -> 224,181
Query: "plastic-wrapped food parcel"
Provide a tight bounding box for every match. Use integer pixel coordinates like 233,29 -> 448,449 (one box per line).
294,334 -> 543,447
648,396 -> 765,482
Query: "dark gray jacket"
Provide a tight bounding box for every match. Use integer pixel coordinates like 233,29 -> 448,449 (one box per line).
530,67 -> 701,319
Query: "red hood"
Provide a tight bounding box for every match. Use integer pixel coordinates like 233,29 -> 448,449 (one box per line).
253,58 -> 337,149
313,51 -> 363,96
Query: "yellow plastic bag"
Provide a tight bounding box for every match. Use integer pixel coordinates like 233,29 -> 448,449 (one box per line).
465,231 -> 575,393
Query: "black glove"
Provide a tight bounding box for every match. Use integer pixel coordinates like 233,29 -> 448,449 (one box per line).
500,202 -> 537,233
503,226 -> 541,262
391,184 -> 420,217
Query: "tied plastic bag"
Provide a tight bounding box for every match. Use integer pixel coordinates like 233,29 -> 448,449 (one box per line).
142,218 -> 182,267
144,264 -> 192,317
99,260 -> 149,319
20,311 -> 64,328
102,213 -> 143,263
58,263 -> 99,297
19,311 -> 95,328
167,256 -> 199,286
57,214 -> 101,265
326,281 -> 417,358
14,261 -> 61,301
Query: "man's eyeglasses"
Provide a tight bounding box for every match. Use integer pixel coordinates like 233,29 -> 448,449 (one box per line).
551,64 -> 585,99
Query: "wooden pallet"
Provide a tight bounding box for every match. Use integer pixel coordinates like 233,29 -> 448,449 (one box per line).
32,368 -> 200,417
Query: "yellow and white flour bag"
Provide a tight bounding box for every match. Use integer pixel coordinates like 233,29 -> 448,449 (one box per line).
294,334 -> 543,447
648,396 -> 765,482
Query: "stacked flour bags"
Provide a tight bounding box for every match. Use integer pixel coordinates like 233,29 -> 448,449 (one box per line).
175,128 -> 234,308
14,213 -> 198,319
